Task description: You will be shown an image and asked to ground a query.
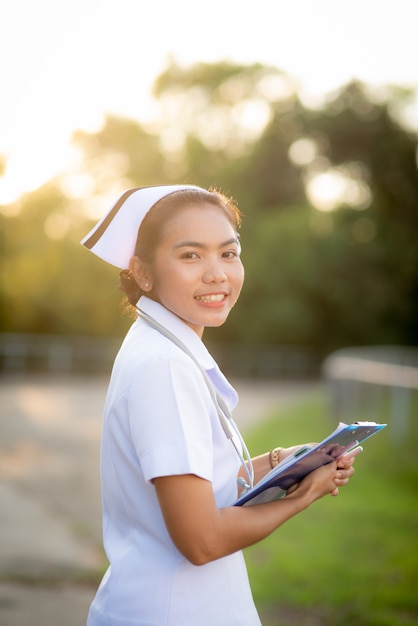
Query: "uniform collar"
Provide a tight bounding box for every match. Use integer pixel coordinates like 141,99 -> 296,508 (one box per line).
136,296 -> 216,371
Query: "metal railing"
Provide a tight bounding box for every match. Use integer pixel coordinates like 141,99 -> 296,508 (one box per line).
0,333 -> 321,379
0,333 -> 121,375
323,346 -> 418,442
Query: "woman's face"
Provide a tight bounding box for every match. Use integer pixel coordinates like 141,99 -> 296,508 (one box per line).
146,203 -> 244,337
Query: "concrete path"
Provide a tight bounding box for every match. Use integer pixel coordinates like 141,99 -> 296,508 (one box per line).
0,373 -> 321,626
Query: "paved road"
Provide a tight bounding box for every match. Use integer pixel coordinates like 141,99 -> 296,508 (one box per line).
0,373 -> 321,626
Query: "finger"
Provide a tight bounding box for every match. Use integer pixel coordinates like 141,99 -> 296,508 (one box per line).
335,466 -> 355,480
343,445 -> 363,460
337,446 -> 362,468
334,468 -> 355,487
342,466 -> 355,479
337,457 -> 354,469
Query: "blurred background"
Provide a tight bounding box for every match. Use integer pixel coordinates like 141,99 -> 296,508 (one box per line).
0,1 -> 417,624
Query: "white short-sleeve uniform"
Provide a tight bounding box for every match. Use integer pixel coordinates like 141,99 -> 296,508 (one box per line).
87,297 -> 261,626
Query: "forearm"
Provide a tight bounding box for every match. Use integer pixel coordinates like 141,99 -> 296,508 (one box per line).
155,460 -> 345,566
219,454 -> 357,562
211,488 -> 311,561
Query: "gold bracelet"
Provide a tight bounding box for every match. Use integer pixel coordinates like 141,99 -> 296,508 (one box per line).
269,447 -> 283,468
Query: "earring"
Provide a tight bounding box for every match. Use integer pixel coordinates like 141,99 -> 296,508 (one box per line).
145,282 -> 149,288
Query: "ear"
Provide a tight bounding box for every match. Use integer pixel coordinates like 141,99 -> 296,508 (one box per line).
129,256 -> 153,292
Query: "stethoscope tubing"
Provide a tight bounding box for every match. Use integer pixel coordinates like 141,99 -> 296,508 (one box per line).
136,307 -> 254,492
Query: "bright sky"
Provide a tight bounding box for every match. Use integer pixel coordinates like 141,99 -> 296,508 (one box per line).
1,0 -> 417,204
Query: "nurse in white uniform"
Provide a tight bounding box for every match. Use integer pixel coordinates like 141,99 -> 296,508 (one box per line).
81,185 -> 355,625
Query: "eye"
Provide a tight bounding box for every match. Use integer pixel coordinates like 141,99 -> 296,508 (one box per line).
180,251 -> 199,260
222,250 -> 240,259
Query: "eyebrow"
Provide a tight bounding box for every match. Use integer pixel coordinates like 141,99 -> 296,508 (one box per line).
173,237 -> 240,250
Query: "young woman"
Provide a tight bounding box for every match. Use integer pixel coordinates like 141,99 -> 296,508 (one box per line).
81,185 -> 355,626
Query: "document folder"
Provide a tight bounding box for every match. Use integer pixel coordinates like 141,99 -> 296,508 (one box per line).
235,421 -> 387,507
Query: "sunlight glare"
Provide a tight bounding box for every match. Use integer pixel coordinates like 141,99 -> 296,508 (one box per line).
288,138 -> 317,166
0,105 -> 104,205
306,167 -> 372,212
306,171 -> 347,212
1,0 -> 417,206
257,74 -> 297,101
232,99 -> 272,139
59,172 -> 96,200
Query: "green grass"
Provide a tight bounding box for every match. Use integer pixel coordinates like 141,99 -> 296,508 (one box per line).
243,388 -> 418,626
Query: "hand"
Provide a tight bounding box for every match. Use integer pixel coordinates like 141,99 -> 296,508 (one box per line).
331,453 -> 356,495
283,444 -> 356,499
287,461 -> 340,503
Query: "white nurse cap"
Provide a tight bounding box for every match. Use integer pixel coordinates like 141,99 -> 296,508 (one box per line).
81,185 -> 203,269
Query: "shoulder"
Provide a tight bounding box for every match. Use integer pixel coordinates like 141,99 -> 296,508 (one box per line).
115,323 -> 206,390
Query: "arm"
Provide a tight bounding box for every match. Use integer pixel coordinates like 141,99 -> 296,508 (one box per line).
154,459 -> 354,566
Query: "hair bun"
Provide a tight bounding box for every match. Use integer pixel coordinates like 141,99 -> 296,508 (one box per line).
119,269 -> 141,305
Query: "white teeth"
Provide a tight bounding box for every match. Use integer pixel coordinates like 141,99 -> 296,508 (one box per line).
196,294 -> 225,302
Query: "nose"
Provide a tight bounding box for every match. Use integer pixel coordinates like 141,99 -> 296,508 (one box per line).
202,257 -> 227,283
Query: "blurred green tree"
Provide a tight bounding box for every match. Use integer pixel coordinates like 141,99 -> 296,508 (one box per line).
151,59 -> 302,198
1,62 -> 417,355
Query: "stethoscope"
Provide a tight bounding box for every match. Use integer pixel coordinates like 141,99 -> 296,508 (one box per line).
136,307 -> 254,494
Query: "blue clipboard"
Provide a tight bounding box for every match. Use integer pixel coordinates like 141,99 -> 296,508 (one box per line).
234,421 -> 387,506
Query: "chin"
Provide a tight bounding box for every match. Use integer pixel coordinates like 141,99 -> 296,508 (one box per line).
206,318 -> 228,328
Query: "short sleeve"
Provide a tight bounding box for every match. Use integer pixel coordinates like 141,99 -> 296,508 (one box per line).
127,352 -> 214,483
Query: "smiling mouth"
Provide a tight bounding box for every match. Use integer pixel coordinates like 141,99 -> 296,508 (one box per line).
195,294 -> 226,303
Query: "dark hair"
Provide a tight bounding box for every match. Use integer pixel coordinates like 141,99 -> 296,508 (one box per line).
119,187 -> 242,309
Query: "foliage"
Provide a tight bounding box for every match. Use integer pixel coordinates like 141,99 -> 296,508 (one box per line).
244,390 -> 418,626
0,183 -> 131,338
1,60 -> 417,352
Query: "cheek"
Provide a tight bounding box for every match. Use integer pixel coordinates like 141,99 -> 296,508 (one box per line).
152,261 -> 195,294
231,265 -> 245,301
234,263 -> 245,286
